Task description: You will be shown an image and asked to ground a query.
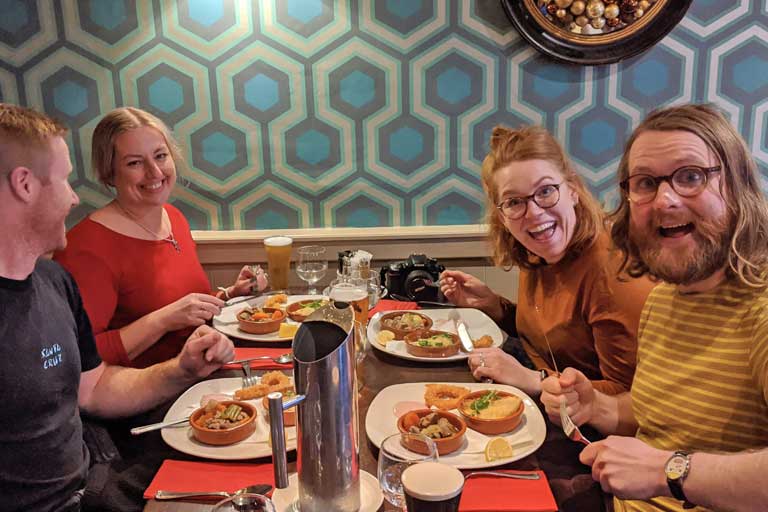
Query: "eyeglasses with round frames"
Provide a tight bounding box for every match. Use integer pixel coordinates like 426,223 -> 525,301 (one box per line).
496,183 -> 562,220
620,165 -> 721,205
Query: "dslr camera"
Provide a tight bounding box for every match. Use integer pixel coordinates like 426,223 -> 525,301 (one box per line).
380,254 -> 445,302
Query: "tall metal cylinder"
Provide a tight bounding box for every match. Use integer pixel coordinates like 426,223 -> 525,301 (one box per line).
291,303 -> 360,511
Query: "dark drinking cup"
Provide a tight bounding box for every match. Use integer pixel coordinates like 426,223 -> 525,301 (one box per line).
402,462 -> 464,512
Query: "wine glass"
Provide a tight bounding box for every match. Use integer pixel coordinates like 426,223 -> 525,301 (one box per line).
296,245 -> 327,295
378,432 -> 438,510
211,493 -> 276,512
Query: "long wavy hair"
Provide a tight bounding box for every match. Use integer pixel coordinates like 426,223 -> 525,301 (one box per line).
482,125 -> 604,270
91,107 -> 184,189
610,103 -> 768,287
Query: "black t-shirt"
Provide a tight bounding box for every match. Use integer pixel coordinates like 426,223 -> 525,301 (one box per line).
0,259 -> 101,512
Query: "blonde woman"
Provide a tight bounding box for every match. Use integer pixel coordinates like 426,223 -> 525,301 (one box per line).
441,125 -> 654,396
55,107 -> 263,368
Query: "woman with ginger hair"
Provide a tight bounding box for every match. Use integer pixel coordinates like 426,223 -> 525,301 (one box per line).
441,125 -> 654,396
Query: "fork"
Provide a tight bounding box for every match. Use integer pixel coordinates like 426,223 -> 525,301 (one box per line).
464,470 -> 540,481
559,401 -> 591,445
241,363 -> 259,388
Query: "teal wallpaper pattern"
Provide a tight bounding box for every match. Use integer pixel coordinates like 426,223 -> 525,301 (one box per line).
1,0 -> 767,230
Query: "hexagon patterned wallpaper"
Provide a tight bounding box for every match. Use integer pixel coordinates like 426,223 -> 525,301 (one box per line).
1,0 -> 767,229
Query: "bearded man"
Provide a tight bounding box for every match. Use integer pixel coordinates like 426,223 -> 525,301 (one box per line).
541,104 -> 768,512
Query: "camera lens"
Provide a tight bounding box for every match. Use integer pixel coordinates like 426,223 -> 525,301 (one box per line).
404,270 -> 437,301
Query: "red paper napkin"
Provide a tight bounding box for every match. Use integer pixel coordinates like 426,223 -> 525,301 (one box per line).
459,470 -> 557,512
368,299 -> 419,319
144,460 -> 274,499
220,347 -> 292,370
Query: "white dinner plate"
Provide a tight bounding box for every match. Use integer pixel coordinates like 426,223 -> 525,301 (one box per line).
271,470 -> 383,512
367,308 -> 504,362
161,377 -> 296,460
365,382 -> 546,469
213,294 -> 323,342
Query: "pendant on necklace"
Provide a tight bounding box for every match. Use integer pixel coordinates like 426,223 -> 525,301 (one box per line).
168,236 -> 181,253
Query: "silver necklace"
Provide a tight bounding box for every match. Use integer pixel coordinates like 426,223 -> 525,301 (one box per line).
114,201 -> 180,252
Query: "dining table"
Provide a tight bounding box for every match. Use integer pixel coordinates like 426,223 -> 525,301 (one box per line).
105,312 -> 608,512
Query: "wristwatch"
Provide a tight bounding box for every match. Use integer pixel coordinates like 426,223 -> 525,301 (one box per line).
664,451 -> 696,509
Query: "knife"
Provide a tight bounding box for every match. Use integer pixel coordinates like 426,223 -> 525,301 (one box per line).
130,416 -> 190,435
450,310 -> 493,383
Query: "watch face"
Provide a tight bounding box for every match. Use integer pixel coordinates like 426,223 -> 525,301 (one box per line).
666,455 -> 687,480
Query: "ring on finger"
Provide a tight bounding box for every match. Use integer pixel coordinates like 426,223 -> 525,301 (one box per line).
479,353 -> 486,367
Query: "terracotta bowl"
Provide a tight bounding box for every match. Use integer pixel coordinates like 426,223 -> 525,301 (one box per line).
262,392 -> 297,426
286,299 -> 330,322
397,408 -> 466,455
237,307 -> 285,334
378,312 -> 433,339
190,400 -> 257,446
457,390 -> 525,435
403,329 -> 460,358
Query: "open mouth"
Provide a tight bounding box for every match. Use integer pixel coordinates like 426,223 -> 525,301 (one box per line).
658,223 -> 694,238
528,221 -> 556,241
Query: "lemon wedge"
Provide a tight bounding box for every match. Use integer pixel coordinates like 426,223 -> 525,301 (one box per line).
376,330 -> 395,345
278,323 -> 299,338
484,437 -> 513,462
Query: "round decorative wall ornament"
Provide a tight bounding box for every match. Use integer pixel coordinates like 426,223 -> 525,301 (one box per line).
501,0 -> 693,65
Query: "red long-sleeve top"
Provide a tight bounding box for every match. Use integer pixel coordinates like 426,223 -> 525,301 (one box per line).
54,204 -> 211,368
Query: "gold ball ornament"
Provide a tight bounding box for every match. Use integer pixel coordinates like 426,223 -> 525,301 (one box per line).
555,0 -> 574,8
604,3 -> 620,19
590,15 -> 606,29
570,0 -> 586,15
586,1 -> 606,19
575,14 -> 590,27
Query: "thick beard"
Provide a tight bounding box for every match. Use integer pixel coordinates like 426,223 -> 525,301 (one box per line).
631,214 -> 730,285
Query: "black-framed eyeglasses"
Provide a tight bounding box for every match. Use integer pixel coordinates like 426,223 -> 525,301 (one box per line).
496,183 -> 562,220
620,165 -> 721,205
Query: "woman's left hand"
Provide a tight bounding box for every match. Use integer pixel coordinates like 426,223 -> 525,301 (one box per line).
227,265 -> 269,298
467,347 -> 541,395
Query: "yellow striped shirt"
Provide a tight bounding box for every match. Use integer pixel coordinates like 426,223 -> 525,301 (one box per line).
616,280 -> 768,512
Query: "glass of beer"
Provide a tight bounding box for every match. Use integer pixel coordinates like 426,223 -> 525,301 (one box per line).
329,278 -> 369,328
263,236 -> 292,292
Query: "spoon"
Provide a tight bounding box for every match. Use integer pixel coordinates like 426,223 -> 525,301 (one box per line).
227,352 -> 293,365
155,483 -> 273,500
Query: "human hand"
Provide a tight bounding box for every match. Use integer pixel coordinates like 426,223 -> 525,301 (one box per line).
227,265 -> 269,298
540,367 -> 595,426
467,347 -> 540,394
440,270 -> 502,318
580,436 -> 670,500
177,325 -> 235,379
158,293 -> 226,331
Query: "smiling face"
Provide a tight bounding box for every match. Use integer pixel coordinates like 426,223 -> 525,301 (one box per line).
112,126 -> 176,209
628,130 -> 730,285
494,159 -> 579,264
33,136 -> 80,252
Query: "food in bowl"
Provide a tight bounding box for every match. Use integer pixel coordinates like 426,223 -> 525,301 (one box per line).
423,383 -> 471,411
286,299 -> 330,322
237,306 -> 285,334
458,390 -> 524,435
397,409 -> 466,455
190,400 -> 257,446
262,388 -> 298,426
404,330 -> 460,358
379,312 -> 433,339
